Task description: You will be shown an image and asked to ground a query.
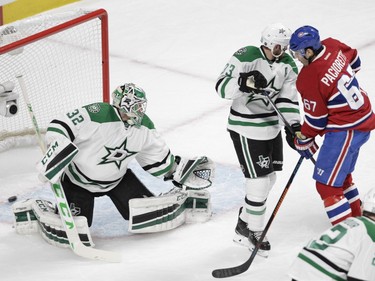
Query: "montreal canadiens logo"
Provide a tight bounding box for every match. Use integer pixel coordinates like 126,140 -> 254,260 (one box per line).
297,31 -> 308,38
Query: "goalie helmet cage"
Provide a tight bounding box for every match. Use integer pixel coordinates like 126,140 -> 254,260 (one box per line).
0,9 -> 109,151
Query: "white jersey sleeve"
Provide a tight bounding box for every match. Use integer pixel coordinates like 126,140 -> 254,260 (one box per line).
135,116 -> 175,177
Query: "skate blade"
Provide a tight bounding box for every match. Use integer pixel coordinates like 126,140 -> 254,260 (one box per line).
233,233 -> 269,258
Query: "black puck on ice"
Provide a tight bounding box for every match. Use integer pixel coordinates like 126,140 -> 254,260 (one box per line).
8,196 -> 17,203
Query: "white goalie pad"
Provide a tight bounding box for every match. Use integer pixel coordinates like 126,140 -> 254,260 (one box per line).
173,156 -> 215,189
13,199 -> 93,248
128,188 -> 212,233
36,138 -> 78,183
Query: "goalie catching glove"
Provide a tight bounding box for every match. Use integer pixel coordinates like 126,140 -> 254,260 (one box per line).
169,156 -> 215,189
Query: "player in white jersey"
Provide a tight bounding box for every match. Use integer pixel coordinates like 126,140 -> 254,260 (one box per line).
215,23 -> 301,256
41,83 -> 213,227
289,188 -> 375,281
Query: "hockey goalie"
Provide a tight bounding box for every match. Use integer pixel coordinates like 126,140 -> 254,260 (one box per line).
13,83 -> 215,248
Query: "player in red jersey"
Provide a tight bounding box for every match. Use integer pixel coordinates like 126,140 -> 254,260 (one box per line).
289,25 -> 375,225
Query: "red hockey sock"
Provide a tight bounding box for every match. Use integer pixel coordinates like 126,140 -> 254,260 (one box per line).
316,182 -> 352,225
343,184 -> 361,216
323,195 -> 352,225
342,174 -> 361,217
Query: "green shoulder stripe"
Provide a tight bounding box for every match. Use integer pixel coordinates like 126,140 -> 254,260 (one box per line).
233,46 -> 264,63
83,103 -> 121,123
279,53 -> 298,74
357,216 -> 375,242
141,114 -> 155,129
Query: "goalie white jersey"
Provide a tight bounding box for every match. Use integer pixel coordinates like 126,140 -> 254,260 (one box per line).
289,216 -> 375,281
45,102 -> 174,193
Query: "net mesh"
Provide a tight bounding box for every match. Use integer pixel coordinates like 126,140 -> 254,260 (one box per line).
0,9 -> 108,152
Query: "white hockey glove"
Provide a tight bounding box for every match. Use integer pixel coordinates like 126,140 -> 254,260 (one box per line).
36,137 -> 78,183
172,156 -> 215,189
13,199 -> 93,248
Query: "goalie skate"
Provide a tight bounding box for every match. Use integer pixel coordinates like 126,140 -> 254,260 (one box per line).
233,216 -> 270,258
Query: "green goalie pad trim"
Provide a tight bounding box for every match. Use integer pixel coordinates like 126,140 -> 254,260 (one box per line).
130,196 -> 209,231
14,210 -> 37,223
131,203 -> 185,230
37,221 -> 92,247
185,197 -> 209,209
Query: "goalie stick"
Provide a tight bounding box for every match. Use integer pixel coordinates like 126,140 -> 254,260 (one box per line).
212,155 -> 304,278
16,74 -> 121,263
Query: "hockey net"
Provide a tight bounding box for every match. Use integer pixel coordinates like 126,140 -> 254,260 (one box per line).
0,9 -> 109,152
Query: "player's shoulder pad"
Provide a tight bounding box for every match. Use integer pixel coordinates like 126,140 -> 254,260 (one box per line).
279,52 -> 298,74
141,114 -> 155,129
83,102 -> 122,123
355,216 -> 375,242
233,46 -> 263,63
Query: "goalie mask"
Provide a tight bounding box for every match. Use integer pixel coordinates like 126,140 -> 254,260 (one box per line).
112,83 -> 147,128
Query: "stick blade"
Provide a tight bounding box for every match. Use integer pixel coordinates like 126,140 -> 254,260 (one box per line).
212,264 -> 248,278
72,243 -> 122,263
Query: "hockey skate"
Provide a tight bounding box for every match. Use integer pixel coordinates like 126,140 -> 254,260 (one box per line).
233,215 -> 270,258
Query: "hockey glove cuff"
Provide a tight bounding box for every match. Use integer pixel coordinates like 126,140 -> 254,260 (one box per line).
238,70 -> 267,94
285,123 -> 301,150
294,137 -> 319,159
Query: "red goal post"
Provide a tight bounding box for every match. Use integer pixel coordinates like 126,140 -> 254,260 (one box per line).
0,9 -> 109,151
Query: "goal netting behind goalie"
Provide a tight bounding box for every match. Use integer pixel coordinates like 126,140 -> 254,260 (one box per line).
0,9 -> 110,152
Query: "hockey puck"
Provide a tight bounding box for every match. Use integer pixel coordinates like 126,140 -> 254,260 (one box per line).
8,196 -> 17,203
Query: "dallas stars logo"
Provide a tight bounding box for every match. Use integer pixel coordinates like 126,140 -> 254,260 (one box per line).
99,139 -> 136,169
256,155 -> 270,169
246,77 -> 280,107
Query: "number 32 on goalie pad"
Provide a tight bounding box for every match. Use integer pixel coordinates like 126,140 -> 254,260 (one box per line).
128,189 -> 212,233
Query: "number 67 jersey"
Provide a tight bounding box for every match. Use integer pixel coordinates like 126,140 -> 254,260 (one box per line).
289,216 -> 375,281
296,37 -> 375,139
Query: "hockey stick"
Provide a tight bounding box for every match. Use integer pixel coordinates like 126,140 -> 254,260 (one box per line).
263,93 -> 316,165
212,155 -> 304,278
16,75 -> 121,263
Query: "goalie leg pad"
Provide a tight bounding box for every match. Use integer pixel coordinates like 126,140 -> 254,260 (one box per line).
13,199 -> 39,234
128,188 -> 212,233
13,199 -> 94,248
128,189 -> 188,233
185,189 -> 212,223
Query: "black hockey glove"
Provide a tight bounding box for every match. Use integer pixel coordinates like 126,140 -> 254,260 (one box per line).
238,70 -> 267,94
285,123 -> 301,150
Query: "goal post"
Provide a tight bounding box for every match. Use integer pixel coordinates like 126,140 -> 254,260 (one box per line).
0,9 -> 110,151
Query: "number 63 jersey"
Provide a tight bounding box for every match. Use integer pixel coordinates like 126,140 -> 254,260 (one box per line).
289,216 -> 375,281
296,37 -> 375,139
